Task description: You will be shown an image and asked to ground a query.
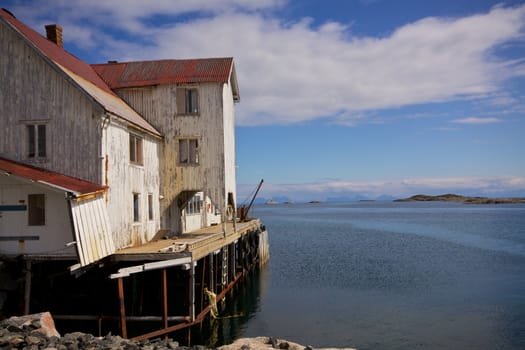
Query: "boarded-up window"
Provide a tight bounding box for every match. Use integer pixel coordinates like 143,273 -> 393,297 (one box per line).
177,88 -> 199,115
133,193 -> 140,222
179,139 -> 199,164
27,124 -> 46,158
28,194 -> 45,226
129,134 -> 143,164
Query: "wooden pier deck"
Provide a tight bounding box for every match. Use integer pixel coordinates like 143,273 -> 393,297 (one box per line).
112,219 -> 262,262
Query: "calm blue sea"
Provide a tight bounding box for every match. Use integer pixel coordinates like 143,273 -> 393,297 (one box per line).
207,201 -> 525,349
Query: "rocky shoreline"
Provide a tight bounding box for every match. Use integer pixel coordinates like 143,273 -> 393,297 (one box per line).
0,313 -> 356,350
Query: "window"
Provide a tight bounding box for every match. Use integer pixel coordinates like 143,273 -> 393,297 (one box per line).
179,139 -> 199,164
177,88 -> 199,115
148,193 -> 153,221
186,195 -> 203,215
27,124 -> 46,158
133,193 -> 140,222
129,134 -> 143,164
28,194 -> 45,226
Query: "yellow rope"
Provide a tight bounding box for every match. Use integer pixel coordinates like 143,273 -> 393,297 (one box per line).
204,288 -> 244,319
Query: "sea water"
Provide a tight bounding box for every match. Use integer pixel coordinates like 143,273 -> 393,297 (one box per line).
205,201 -> 525,349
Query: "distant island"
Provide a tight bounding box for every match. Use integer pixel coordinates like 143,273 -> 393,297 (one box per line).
394,193 -> 525,204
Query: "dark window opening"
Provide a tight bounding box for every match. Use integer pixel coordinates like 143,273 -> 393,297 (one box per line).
133,193 -> 140,222
27,124 -> 46,158
178,139 -> 199,164
177,88 -> 199,115
148,193 -> 153,221
28,194 -> 45,226
129,134 -> 143,164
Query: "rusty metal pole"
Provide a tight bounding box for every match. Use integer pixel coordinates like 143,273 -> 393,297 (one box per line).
117,277 -> 127,338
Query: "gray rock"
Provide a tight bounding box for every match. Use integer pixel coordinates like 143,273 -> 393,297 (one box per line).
26,334 -> 43,345
167,341 -> 179,349
279,342 -> 290,349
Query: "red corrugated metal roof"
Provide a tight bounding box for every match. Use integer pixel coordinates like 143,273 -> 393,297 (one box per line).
0,157 -> 107,196
91,58 -> 234,89
0,9 -> 161,137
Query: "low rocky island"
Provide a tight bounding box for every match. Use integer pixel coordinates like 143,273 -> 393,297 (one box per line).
394,193 -> 525,204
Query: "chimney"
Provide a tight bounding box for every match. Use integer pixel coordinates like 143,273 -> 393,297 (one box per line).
45,24 -> 63,47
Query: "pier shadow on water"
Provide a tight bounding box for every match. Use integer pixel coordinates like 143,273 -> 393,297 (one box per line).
188,268 -> 268,347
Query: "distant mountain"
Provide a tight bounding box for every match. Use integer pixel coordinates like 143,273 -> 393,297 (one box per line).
374,194 -> 396,201
252,196 -> 292,205
326,195 -> 369,202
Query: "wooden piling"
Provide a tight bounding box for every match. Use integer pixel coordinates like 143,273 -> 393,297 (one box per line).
23,260 -> 32,315
117,277 -> 127,338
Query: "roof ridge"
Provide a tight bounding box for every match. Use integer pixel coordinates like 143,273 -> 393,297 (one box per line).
0,8 -> 161,136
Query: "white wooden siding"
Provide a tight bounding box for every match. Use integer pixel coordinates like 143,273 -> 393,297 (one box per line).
70,196 -> 115,266
222,80 -> 237,206
0,22 -> 103,183
102,119 -> 160,249
0,175 -> 76,257
115,81 -> 237,234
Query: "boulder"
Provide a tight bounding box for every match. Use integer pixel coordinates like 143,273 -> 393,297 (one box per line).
4,311 -> 60,338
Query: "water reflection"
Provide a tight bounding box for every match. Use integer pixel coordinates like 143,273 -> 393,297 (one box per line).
194,267 -> 269,347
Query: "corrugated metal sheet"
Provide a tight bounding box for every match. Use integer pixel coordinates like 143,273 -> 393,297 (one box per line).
0,9 -> 161,137
0,156 -> 106,196
60,65 -> 161,136
70,196 -> 115,266
91,58 -> 234,89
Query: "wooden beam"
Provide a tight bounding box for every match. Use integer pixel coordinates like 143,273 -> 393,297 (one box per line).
117,277 -> 127,338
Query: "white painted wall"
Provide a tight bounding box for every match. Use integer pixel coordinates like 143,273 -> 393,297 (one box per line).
181,193 -> 221,233
102,119 -> 161,249
222,80 -> 237,208
115,79 -> 238,234
0,175 -> 76,257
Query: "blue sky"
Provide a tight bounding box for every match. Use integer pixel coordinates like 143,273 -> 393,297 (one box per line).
4,0 -> 525,201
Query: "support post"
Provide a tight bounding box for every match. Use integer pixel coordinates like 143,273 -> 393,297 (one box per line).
200,259 -> 206,315
161,269 -> 168,331
209,254 -> 214,293
24,260 -> 32,315
117,277 -> 127,338
189,262 -> 195,322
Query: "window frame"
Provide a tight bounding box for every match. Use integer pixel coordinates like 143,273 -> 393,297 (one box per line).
178,138 -> 199,165
26,123 -> 47,159
186,194 -> 203,215
177,87 -> 199,115
129,133 -> 144,165
133,193 -> 140,222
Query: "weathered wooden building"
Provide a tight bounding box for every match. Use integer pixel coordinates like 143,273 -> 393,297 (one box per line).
0,9 -> 162,258
92,58 -> 240,234
0,8 -> 268,341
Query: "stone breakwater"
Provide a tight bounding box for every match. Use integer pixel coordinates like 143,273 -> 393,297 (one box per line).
0,313 -> 356,350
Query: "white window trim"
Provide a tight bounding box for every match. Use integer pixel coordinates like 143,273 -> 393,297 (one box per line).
21,120 -> 49,161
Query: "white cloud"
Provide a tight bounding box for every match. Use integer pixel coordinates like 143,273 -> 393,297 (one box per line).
451,117 -> 502,124
239,176 -> 525,201
8,1 -> 525,126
